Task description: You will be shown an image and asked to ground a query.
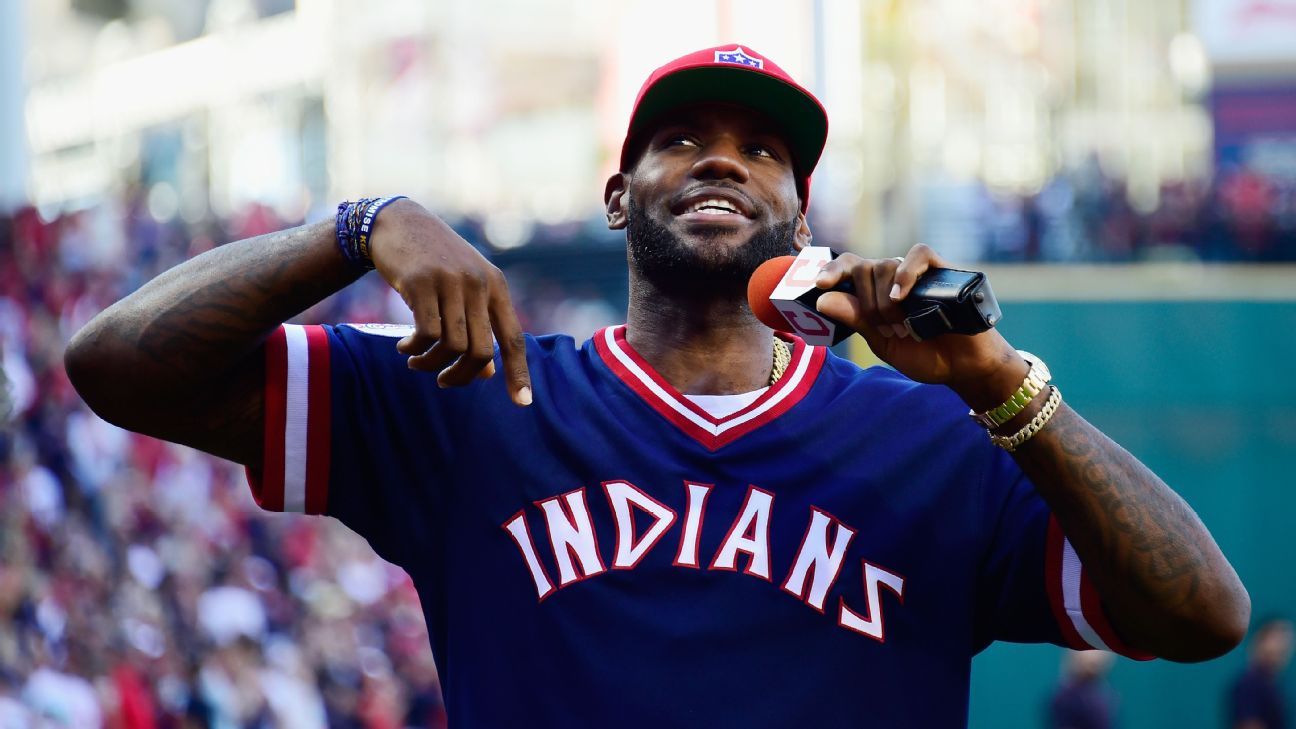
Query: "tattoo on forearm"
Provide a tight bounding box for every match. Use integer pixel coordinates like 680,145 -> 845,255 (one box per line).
85,223 -> 357,465
135,247 -> 351,379
1021,406 -> 1210,612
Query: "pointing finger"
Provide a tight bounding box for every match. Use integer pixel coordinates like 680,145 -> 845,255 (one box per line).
488,279 -> 532,407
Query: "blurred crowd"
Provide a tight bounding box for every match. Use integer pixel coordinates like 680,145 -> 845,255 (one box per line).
963,162 -> 1296,263
0,200 -> 448,728
1045,619 -> 1293,729
0,160 -> 1291,727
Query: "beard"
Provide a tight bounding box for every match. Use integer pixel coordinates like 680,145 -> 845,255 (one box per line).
626,198 -> 797,294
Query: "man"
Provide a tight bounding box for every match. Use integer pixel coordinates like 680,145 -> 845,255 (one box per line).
65,45 -> 1248,727
1230,618 -> 1293,729
1049,650 -> 1118,729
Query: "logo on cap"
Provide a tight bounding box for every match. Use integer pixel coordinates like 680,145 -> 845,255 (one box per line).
714,47 -> 764,69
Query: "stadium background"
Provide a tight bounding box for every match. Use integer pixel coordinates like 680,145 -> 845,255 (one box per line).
1,0 -> 1294,726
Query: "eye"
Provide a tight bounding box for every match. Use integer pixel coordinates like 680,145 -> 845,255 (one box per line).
664,133 -> 699,148
745,143 -> 781,161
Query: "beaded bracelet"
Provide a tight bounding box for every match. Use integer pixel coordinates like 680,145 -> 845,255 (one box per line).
990,385 -> 1062,452
335,196 -> 407,271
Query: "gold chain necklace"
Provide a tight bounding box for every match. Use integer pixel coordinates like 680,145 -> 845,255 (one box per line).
769,338 -> 790,386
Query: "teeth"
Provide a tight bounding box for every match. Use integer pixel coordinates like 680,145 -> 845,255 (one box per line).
685,198 -> 740,215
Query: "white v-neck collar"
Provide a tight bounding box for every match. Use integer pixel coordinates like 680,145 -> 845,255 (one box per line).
592,325 -> 824,451
684,389 -> 768,418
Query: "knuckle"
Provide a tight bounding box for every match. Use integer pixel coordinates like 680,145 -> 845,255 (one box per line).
408,271 -> 440,293
442,329 -> 467,352
503,331 -> 527,353
462,269 -> 488,291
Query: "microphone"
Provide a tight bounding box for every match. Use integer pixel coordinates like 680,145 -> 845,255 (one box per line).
746,247 -> 1002,346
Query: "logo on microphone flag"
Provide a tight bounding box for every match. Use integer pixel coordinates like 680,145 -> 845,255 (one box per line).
769,246 -> 852,347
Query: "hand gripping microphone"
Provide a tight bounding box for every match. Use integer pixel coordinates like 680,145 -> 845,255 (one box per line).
746,246 -> 1002,347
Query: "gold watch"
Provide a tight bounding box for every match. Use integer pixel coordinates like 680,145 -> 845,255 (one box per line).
969,351 -> 1052,429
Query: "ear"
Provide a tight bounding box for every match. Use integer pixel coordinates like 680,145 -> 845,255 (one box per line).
604,172 -> 629,230
792,211 -> 813,250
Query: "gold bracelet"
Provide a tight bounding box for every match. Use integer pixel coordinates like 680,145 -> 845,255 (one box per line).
990,385 -> 1062,452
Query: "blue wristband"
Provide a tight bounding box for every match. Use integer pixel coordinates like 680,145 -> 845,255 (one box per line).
336,201 -> 356,268
335,196 -> 406,271
355,196 -> 407,266
336,198 -> 372,270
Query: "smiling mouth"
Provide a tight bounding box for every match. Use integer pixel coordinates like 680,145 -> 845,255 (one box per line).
682,198 -> 743,216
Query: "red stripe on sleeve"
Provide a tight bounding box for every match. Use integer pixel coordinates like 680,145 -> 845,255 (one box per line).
1079,571 -> 1155,660
250,326 -> 288,512
1045,516 -> 1089,650
303,325 -> 332,515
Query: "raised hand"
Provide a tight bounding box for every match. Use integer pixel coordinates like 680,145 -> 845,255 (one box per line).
811,243 -> 1025,410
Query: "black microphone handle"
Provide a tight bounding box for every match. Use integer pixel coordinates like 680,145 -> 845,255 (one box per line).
811,251 -> 1000,339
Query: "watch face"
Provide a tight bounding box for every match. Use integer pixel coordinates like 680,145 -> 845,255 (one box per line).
1018,350 -> 1051,381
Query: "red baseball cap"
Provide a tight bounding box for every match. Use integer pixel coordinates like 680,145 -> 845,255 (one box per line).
618,44 -> 829,213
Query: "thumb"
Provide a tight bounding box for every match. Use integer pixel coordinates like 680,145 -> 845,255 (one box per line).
816,292 -> 889,356
816,291 -> 861,328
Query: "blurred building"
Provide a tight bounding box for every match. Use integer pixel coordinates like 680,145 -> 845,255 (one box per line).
22,0 -> 609,240
16,0 -> 1296,259
856,0 -> 1221,259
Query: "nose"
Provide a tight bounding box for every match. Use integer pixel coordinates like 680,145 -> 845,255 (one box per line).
688,137 -> 750,184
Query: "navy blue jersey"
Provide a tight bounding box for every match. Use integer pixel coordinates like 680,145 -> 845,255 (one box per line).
248,323 -> 1152,727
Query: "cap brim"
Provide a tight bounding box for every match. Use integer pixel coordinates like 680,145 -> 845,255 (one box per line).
624,65 -> 827,177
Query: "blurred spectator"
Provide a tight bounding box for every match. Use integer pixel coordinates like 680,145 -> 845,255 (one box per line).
1048,650 -> 1118,729
0,195 -> 451,727
1228,617 -> 1293,729
952,160 -> 1296,263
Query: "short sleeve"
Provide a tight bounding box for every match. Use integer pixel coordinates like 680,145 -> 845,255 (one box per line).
245,323 -> 459,566
246,324 -> 332,516
975,447 -> 1154,661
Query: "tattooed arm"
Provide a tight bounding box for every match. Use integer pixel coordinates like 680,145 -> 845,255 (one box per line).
64,200 -> 531,469
814,244 -> 1250,663
1008,405 -> 1250,662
